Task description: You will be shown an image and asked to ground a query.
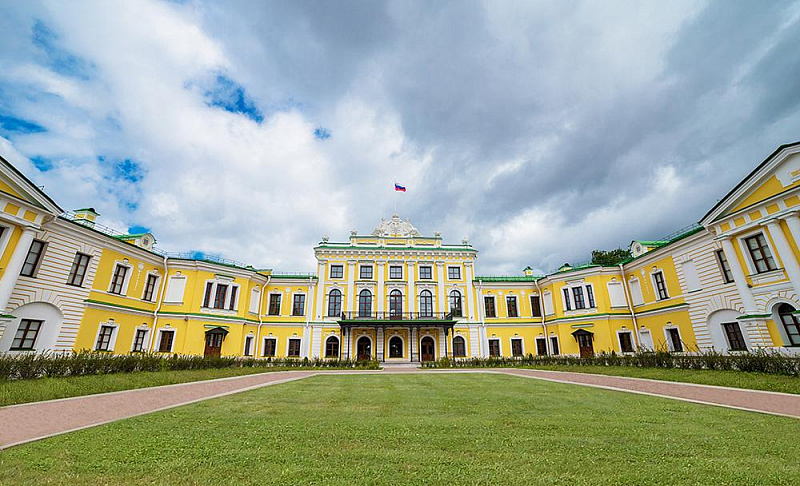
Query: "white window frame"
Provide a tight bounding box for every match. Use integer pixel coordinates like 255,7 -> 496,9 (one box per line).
140,271 -> 161,302
510,337 -> 525,357
562,282 -> 596,311
616,330 -> 635,354
130,326 -> 150,352
291,293 -> 307,317
505,295 -> 518,317
483,295 -> 497,318
201,279 -> 240,311
93,321 -> 119,352
535,336 -> 548,356
108,261 -> 133,296
737,229 -> 781,275
386,334 -> 405,358
267,292 -> 283,316
286,337 -> 303,358
248,287 -> 261,314
156,327 -> 177,353
329,264 -> 344,279
487,338 -> 502,357
164,275 -> 187,304
262,337 -> 278,357
324,335 -> 341,358
650,269 -> 669,301
243,334 -> 255,356
450,335 -> 466,358
418,265 -> 433,280
629,277 -> 644,306
549,335 -> 560,355
447,266 -> 461,280
664,326 -> 683,352
359,265 -> 373,280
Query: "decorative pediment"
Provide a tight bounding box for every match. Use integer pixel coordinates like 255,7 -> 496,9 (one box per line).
371,213 -> 421,237
0,154 -> 63,215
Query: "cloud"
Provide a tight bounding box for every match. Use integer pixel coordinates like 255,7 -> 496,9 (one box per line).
0,0 -> 799,275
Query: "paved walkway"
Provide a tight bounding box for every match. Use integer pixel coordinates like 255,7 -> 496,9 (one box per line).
1,368 -> 798,450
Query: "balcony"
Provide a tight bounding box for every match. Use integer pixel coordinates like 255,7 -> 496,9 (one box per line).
338,311 -> 455,322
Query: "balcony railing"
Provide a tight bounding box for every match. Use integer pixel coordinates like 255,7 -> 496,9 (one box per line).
338,311 -> 456,321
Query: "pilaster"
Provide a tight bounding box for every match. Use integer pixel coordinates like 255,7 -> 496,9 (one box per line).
720,237 -> 757,312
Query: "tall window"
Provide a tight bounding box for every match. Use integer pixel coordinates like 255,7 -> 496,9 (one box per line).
244,335 -> 254,356
158,330 -> 175,353
228,286 -> 238,311
109,265 -> 128,295
419,266 -> 432,279
327,289 -> 342,317
213,284 -> 228,309
563,288 -> 572,311
448,267 -> 461,279
268,294 -> 282,315
330,265 -> 344,278
325,336 -> 339,357
360,265 -> 373,280
550,336 -> 560,355
745,234 -> 777,273
653,271 -> 669,300
358,289 -> 372,317
263,338 -> 277,357
390,266 -> 403,279
722,322 -> 747,351
142,274 -> 159,301
389,290 -> 402,317
95,325 -> 115,351
618,332 -> 634,353
292,294 -> 306,316
11,319 -> 42,350
530,295 -> 541,317
716,249 -> 734,283
511,338 -> 523,357
67,253 -> 91,286
419,290 -> 433,317
506,296 -> 518,317
132,329 -> 148,352
287,338 -> 301,357
449,290 -> 462,317
586,285 -> 595,308
452,336 -> 466,357
666,328 -> 682,352
202,282 -> 213,307
389,336 -> 403,358
572,287 -> 585,309
778,304 -> 800,346
536,338 -> 547,356
488,339 -> 501,357
484,296 -> 496,318
20,240 -> 45,277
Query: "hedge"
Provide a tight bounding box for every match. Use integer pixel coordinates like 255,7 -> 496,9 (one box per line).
0,352 -> 380,381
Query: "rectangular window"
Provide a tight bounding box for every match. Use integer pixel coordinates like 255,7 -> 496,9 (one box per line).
67,253 -> 91,286
142,274 -> 159,301
359,265 -> 373,280
389,265 -> 403,279
268,294 -> 282,316
716,250 -> 734,283
419,266 -> 432,279
448,266 -> 461,279
618,332 -> 634,353
244,335 -> 254,356
292,294 -> 306,316
629,279 -> 644,306
202,282 -> 214,308
132,329 -> 148,352
572,287 -> 586,309
263,338 -> 277,357
563,288 -> 572,311
536,338 -> 547,356
213,284 -> 228,309
158,330 -> 175,353
745,234 -> 778,274
109,265 -> 128,295
165,276 -> 187,303
95,325 -> 115,351
530,295 -> 541,317
511,338 -> 523,357
506,296 -> 518,317
20,240 -> 45,277
287,338 -> 301,357
228,286 -> 238,311
550,337 -> 559,355
586,285 -> 595,308
653,271 -> 669,300
330,265 -> 344,278
722,322 -> 747,351
666,328 -> 682,352
681,260 -> 702,292
249,288 -> 260,313
11,319 -> 42,350
484,296 -> 496,318
488,339 -> 501,357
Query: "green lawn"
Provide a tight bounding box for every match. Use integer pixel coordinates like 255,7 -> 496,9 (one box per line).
521,365 -> 800,394
0,367 -> 294,407
1,374 -> 798,485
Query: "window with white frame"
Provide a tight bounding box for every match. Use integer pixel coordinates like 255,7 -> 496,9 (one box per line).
11,319 -> 42,350
449,290 -> 462,317
452,336 -> 466,357
563,284 -> 595,310
202,281 -> 239,310
488,339 -> 501,357
629,278 -> 644,306
744,233 -> 777,274
292,294 -> 306,316
389,265 -> 403,279
249,287 -> 260,314
263,337 -> 277,357
716,250 -> 734,283
448,266 -> 461,279
330,265 -> 344,279
108,264 -> 129,295
530,295 -> 541,317
484,296 -> 496,318
142,273 -> 159,301
419,266 -> 432,279
536,337 -> 547,356
618,331 -> 634,353
722,322 -> 747,351
132,328 -> 148,352
268,294 -> 282,315
549,336 -> 559,355
20,240 -> 46,277
325,336 -> 340,357
665,327 -> 682,352
287,338 -> 301,357
95,325 -> 115,351
510,338 -> 524,357
244,335 -> 254,356
359,265 -> 373,280
67,252 -> 91,287
562,288 -> 572,311
506,296 -> 518,317
164,275 -> 187,303
607,281 -> 627,308
653,271 -> 669,300
157,329 -> 175,353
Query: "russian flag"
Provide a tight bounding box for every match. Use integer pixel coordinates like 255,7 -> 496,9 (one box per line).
394,183 -> 406,192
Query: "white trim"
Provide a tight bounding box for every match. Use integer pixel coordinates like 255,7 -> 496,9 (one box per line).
242,333 -> 255,356
323,334 -> 341,358
487,337 -> 502,357
0,223 -> 14,263
290,292 -> 307,317
156,327 -> 177,353
616,329 -> 635,354
548,334 -> 560,355
108,261 -> 133,296
419,333 -> 437,360
509,336 -> 525,357
286,336 -> 303,357
386,334 -> 405,358
451,334 -> 467,357
130,326 -> 150,353
266,292 -> 283,316
262,336 -> 278,357
737,228 -> 780,276
505,295 -> 518,317
140,271 -> 161,302
663,326 -> 683,352
649,268 -> 670,301
355,334 -> 374,358
92,321 -> 119,352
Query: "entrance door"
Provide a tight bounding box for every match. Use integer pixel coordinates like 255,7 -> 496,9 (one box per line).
420,336 -> 435,361
356,336 -> 372,361
577,333 -> 594,358
204,331 -> 225,358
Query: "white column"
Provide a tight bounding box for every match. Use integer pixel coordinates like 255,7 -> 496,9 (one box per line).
376,261 -> 385,315
436,261 -> 446,314
410,327 -> 418,362
464,262 -> 476,322
407,261 -> 416,315
314,260 -> 327,320
438,328 -> 446,359
765,219 -> 800,297
0,226 -> 35,312
346,260 -> 356,315
376,327 -> 385,361
720,237 -> 757,312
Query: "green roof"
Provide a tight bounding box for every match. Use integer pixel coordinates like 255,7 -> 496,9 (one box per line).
621,224 -> 706,264
112,233 -> 150,240
315,243 -> 477,252
474,276 -> 542,282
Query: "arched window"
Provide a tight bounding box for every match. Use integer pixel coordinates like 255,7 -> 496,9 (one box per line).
325,336 -> 340,358
327,289 -> 342,317
452,336 -> 466,357
449,290 -> 462,317
389,336 -> 403,358
778,303 -> 800,346
389,290 -> 403,318
358,289 -> 372,317
419,290 -> 433,317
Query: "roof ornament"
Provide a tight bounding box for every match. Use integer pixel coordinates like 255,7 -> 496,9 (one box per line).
462,238 -> 469,245
321,236 -> 330,243
350,229 -> 357,236
371,213 -> 421,237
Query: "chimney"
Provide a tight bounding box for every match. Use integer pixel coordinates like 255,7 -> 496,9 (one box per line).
72,208 -> 99,228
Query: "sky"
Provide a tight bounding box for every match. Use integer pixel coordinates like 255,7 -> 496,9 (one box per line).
1,0 -> 800,275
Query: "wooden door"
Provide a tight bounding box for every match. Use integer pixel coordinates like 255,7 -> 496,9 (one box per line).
420,336 -> 435,361
204,332 -> 224,358
356,336 -> 372,361
577,333 -> 594,358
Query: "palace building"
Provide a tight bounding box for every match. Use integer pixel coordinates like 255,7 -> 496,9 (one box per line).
1,141 -> 800,360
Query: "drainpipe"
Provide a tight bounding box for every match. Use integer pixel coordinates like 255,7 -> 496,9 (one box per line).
534,278 -> 549,354
476,280 -> 484,358
619,263 -> 642,347
150,254 -> 169,352
305,276 -> 313,358
255,276 -> 270,358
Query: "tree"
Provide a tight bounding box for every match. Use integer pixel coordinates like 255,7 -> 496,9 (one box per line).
591,248 -> 632,266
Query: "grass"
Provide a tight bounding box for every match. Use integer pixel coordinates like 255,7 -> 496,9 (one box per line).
521,364 -> 800,395
1,374 -> 798,485
0,367 -> 297,407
